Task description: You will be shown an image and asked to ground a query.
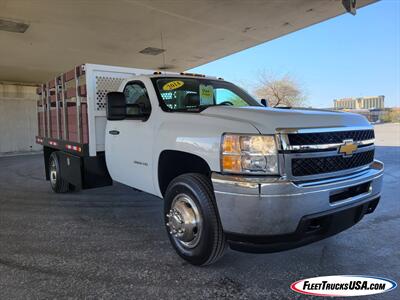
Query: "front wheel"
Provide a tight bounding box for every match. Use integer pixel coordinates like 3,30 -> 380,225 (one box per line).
164,173 -> 226,265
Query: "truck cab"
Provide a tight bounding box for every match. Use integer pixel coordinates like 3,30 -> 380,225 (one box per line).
105,73 -> 262,196
36,64 -> 383,265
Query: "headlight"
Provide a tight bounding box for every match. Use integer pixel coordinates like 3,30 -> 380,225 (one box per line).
221,134 -> 279,174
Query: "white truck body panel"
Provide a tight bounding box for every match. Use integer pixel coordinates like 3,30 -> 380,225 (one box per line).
105,76 -> 157,193
201,106 -> 371,133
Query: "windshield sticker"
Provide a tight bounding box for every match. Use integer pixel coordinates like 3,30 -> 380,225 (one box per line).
199,84 -> 214,105
162,80 -> 184,91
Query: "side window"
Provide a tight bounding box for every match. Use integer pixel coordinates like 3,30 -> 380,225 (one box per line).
123,82 -> 151,117
214,88 -> 248,107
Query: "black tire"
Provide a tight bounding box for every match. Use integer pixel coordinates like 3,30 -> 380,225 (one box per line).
48,152 -> 70,193
164,173 -> 226,266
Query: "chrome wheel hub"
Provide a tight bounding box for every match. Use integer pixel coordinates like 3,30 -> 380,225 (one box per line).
50,159 -> 57,187
166,194 -> 202,248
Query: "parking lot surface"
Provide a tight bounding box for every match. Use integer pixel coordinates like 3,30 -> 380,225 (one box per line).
0,124 -> 399,299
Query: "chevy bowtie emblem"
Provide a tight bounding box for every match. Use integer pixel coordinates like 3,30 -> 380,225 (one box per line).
338,139 -> 358,157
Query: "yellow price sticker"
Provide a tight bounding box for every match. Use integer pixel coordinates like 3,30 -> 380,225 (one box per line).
199,84 -> 214,105
162,80 -> 184,91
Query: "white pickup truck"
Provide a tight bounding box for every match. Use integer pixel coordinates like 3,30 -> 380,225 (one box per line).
36,64 -> 383,265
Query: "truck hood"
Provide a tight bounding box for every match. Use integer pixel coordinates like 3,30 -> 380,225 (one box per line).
201,106 -> 370,134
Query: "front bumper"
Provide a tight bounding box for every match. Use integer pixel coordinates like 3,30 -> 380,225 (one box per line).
211,160 -> 384,252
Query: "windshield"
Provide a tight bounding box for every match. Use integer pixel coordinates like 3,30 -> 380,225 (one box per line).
152,77 -> 261,112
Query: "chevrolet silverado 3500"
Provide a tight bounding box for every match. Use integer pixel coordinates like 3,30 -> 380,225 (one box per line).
36,64 -> 383,265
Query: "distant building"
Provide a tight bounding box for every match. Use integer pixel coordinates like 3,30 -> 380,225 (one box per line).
333,96 -> 385,110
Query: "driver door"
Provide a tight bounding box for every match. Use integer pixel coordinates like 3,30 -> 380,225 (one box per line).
105,81 -> 155,193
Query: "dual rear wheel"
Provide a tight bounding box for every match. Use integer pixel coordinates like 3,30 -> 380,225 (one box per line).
48,152 -> 70,193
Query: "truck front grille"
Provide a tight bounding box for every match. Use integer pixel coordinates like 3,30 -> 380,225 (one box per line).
291,149 -> 375,176
278,127 -> 375,180
287,129 -> 374,146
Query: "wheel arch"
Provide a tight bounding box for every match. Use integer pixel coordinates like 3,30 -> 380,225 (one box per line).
158,150 -> 212,197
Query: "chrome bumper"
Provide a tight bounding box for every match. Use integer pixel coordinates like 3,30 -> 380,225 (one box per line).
212,160 -> 384,235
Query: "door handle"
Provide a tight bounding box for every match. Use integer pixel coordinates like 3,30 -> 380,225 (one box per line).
109,130 -> 120,135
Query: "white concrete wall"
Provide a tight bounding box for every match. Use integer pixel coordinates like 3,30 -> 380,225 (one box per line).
0,83 -> 42,154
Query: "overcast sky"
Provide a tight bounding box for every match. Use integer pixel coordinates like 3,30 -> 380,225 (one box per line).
190,0 -> 400,108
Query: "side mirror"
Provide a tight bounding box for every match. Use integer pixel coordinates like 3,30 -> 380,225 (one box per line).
261,99 -> 268,107
107,92 -> 126,120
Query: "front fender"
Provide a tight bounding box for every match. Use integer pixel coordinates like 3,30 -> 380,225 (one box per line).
152,113 -> 258,196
